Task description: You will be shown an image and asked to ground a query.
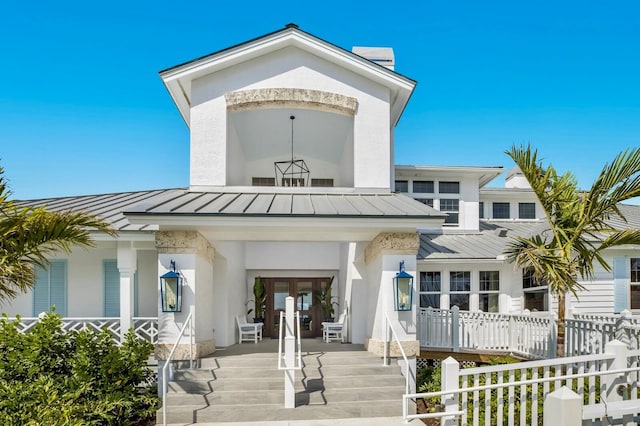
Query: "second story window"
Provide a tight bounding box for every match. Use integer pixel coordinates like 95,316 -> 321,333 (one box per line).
479,201 -> 484,219
252,177 -> 276,186
416,198 -> 434,207
493,202 -> 510,219
413,180 -> 434,193
519,202 -> 536,219
395,180 -> 409,193
440,199 -> 459,226
439,181 -> 460,194
311,178 -> 334,187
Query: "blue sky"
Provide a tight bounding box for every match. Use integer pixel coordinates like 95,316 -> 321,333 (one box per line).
1,1 -> 639,202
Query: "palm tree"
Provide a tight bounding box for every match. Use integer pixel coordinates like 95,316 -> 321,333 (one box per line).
504,144 -> 640,356
0,167 -> 116,301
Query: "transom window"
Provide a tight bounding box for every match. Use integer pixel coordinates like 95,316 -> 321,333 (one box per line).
395,180 -> 409,192
252,177 -> 276,186
493,202 -> 510,219
479,271 -> 500,312
450,271 -> 470,310
523,268 -> 548,311
440,199 -> 459,226
413,180 -> 434,193
311,178 -> 334,187
519,202 -> 536,219
439,181 -> 460,194
419,271 -> 441,309
631,258 -> 640,309
416,198 -> 434,207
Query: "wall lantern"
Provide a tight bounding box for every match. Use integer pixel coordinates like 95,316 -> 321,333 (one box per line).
393,261 -> 413,311
160,260 -> 182,312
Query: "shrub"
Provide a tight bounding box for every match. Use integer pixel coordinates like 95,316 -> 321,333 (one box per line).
0,312 -> 159,425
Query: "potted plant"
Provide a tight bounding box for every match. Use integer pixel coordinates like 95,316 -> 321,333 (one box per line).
315,276 -> 338,321
252,276 -> 266,323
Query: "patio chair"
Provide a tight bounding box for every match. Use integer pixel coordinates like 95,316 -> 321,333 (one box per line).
321,310 -> 346,343
236,315 -> 263,344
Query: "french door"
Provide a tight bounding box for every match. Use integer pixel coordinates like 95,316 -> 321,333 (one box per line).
263,277 -> 331,338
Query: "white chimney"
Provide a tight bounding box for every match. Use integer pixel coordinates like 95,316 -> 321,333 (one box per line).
352,46 -> 395,71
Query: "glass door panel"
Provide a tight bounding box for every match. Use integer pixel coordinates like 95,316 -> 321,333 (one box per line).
296,281 -> 314,338
271,281 -> 290,338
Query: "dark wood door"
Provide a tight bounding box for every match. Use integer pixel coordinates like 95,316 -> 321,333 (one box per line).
264,277 -> 330,338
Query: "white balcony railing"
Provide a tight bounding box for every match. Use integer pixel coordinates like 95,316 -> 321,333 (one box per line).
7,316 -> 158,345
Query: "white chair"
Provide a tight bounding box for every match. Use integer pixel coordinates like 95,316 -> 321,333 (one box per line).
322,310 -> 346,343
236,315 -> 263,344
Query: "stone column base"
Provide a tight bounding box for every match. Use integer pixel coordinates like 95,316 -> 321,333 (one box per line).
154,339 -> 216,360
365,338 -> 419,357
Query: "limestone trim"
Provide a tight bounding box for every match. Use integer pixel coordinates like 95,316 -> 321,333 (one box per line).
225,88 -> 358,116
364,232 -> 420,264
155,339 -> 216,360
155,231 -> 215,262
365,338 -> 420,357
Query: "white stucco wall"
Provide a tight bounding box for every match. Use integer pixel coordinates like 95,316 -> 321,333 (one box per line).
211,241 -> 246,347
190,47 -> 392,190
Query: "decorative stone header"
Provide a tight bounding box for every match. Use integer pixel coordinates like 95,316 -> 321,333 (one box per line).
155,231 -> 215,262
364,232 -> 420,265
225,88 -> 358,116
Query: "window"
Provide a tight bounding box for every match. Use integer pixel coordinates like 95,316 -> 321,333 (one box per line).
419,272 -> 441,308
631,258 -> 640,309
252,177 -> 275,186
440,199 -> 459,226
395,180 -> 409,192
311,178 -> 334,187
450,271 -> 470,310
282,177 -> 305,187
493,202 -> 510,219
479,271 -> 500,312
519,202 -> 536,219
479,202 -> 484,219
33,260 -> 67,316
413,180 -> 434,193
439,181 -> 460,194
416,198 -> 434,207
523,268 -> 548,311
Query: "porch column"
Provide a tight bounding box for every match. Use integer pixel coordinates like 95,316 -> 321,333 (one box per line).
117,242 -> 137,342
364,232 -> 420,392
154,231 -> 216,361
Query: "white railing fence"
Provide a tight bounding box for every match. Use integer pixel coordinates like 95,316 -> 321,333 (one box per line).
405,339 -> 640,425
7,316 -> 158,344
566,310 -> 640,356
161,311 -> 194,426
383,312 -> 414,413
418,307 -> 556,358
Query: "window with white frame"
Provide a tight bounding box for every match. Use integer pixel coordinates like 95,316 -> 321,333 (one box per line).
439,181 -> 460,194
479,271 -> 500,312
523,268 -> 548,311
440,199 -> 459,226
395,180 -> 409,192
479,201 -> 485,219
493,202 -> 510,219
449,271 -> 470,310
631,258 -> 640,309
33,260 -> 67,316
413,180 -> 434,193
518,202 -> 536,219
419,271 -> 441,308
416,198 -> 434,207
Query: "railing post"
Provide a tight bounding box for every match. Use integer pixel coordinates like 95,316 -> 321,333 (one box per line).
548,311 -> 558,359
451,306 -> 460,352
604,340 -> 628,404
509,313 -> 517,352
284,296 -> 295,409
543,386 -> 582,426
441,356 -> 460,426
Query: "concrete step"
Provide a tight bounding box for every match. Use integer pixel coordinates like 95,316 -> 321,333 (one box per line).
158,399 -> 408,424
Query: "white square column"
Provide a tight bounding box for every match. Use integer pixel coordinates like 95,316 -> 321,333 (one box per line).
117,242 -> 137,342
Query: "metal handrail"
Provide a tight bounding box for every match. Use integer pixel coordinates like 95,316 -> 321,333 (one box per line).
383,312 -> 412,420
162,311 -> 194,426
277,311 -> 302,370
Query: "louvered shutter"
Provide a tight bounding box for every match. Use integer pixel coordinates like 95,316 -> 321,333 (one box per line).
104,260 -> 120,317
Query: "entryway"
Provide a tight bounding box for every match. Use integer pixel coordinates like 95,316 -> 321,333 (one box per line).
263,277 -> 332,338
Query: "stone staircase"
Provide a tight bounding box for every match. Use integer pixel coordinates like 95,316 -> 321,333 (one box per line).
158,345 -> 409,424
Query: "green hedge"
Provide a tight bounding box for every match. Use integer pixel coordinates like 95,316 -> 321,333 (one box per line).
0,312 -> 159,425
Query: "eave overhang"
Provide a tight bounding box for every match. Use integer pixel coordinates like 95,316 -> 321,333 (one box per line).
159,24 -> 416,127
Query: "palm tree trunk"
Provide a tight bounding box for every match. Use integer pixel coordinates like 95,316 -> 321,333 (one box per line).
557,292 -> 565,357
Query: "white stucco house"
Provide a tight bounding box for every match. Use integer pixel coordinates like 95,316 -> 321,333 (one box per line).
3,24 -> 640,362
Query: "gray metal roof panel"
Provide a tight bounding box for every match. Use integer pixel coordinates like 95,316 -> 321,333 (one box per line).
309,194 -> 338,215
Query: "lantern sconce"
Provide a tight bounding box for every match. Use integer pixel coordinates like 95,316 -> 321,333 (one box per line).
160,260 -> 183,313
393,261 -> 413,311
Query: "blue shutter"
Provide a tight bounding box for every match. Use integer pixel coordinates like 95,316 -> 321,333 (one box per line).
33,261 -> 67,316
613,256 -> 628,313
104,260 -> 120,317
